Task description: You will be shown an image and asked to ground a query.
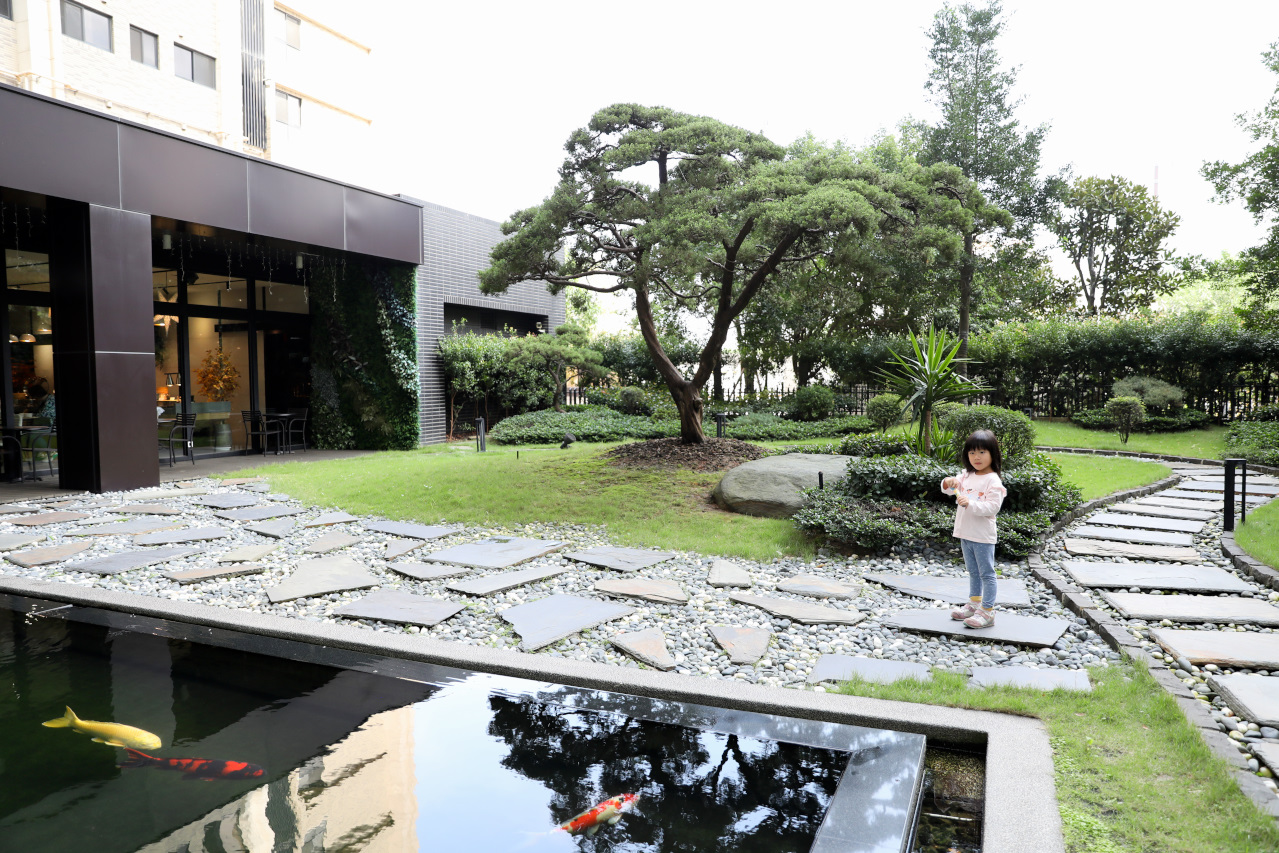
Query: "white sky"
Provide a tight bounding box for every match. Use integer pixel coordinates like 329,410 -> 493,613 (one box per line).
340,0 -> 1279,263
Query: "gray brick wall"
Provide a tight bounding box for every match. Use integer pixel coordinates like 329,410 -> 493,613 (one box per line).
412,200 -> 565,445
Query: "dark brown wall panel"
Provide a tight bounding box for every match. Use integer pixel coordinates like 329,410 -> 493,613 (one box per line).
247,159 -> 344,247
119,125 -> 250,232
93,352 -> 159,490
344,188 -> 422,264
0,89 -> 120,207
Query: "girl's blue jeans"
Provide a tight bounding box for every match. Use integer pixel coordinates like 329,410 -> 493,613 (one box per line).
960,539 -> 997,609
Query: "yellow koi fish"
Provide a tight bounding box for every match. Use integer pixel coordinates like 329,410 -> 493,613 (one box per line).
42,706 -> 162,750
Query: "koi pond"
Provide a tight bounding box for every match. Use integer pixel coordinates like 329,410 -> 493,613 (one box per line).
1,594 -> 982,852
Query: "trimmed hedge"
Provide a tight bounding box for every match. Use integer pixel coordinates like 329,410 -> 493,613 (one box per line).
939,405 -> 1036,465
488,408 -> 874,445
1071,407 -> 1212,433
727,415 -> 872,441
836,433 -> 911,457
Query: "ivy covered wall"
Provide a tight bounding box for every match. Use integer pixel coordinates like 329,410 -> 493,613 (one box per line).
309,256 -> 419,449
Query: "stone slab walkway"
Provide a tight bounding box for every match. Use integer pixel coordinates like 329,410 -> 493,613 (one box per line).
884,609 -> 1070,648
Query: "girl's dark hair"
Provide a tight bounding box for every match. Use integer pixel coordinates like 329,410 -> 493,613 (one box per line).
961,429 -> 1002,474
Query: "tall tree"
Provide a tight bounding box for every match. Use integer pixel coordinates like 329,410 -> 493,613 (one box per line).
1051,175 -> 1181,316
480,104 -> 984,443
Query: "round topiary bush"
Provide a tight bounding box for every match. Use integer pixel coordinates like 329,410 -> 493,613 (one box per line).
865,393 -> 904,433
1105,396 -> 1147,444
1113,375 -> 1184,413
837,432 -> 911,457
790,385 -> 836,421
939,405 -> 1036,466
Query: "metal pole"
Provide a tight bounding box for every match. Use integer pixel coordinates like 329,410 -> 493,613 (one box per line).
1224,458 -> 1242,532
1241,462 -> 1248,525
715,413 -> 727,438
474,417 -> 486,452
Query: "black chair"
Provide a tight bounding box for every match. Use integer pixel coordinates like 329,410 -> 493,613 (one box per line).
0,434 -> 23,482
285,407 -> 309,453
241,410 -> 282,455
22,425 -> 56,481
160,413 -> 197,466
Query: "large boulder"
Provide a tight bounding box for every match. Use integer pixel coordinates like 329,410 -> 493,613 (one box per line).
712,453 -> 853,518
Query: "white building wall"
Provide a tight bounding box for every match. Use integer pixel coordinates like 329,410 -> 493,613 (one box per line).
0,13 -> 18,80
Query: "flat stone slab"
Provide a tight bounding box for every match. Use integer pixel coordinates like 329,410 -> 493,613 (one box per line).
197,494 -> 262,509
708,626 -> 772,664
164,563 -> 266,584
499,594 -> 634,651
884,609 -> 1070,648
1162,489 -> 1263,505
1087,512 -> 1205,534
303,532 -> 363,554
970,666 -> 1091,692
808,654 -> 932,685
446,564 -> 569,596
775,574 -> 861,599
1151,628 -> 1279,670
65,546 -> 200,575
611,627 -> 677,670
69,518 -> 181,536
266,556 -> 381,603
362,520 -> 460,540
1064,538 -> 1202,563
864,573 -> 1033,608
303,511 -> 360,528
220,477 -> 265,486
6,512 -> 90,526
593,577 -> 688,605
331,590 -> 465,627
384,539 -> 426,560
562,546 -> 675,572
215,506 -> 306,522
134,526 -> 232,545
387,561 -> 472,581
0,534 -> 43,551
7,542 -> 94,567
105,503 -> 184,516
1206,674 -> 1279,728
1101,593 -> 1279,626
217,543 -> 278,563
1179,480 -> 1279,495
1058,560 -> 1253,593
1139,496 -> 1224,511
708,560 -> 753,588
246,519 -> 296,538
425,537 -> 564,569
712,453 -> 854,518
0,505 -> 38,515
1255,742 -> 1279,778
727,593 -> 865,626
1071,525 -> 1194,547
126,488 -> 204,501
1108,503 -> 1213,521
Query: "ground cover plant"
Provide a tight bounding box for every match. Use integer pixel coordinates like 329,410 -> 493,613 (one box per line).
1226,421 -> 1279,466
1032,420 -> 1229,459
1236,498 -> 1279,571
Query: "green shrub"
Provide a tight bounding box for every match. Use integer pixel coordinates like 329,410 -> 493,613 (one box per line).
727,415 -> 873,442
1105,396 -> 1147,444
616,386 -> 649,415
1071,407 -> 1211,433
837,433 -> 911,457
490,408 -> 672,444
585,385 -> 678,419
940,405 -> 1036,465
932,401 -> 966,422
1113,375 -> 1184,413
865,393 -> 904,432
1227,421 -> 1279,466
791,385 -> 836,421
1244,404 -> 1279,422
1070,408 -> 1114,431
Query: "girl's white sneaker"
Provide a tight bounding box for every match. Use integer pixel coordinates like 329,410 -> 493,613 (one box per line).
951,602 -> 978,621
963,609 -> 996,629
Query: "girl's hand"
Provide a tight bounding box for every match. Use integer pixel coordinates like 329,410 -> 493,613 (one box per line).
956,494 -> 969,507
942,477 -> 957,490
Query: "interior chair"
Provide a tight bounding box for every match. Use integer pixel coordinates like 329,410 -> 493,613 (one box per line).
285,407 -> 309,453
22,423 -> 56,481
159,413 -> 197,466
241,410 -> 282,455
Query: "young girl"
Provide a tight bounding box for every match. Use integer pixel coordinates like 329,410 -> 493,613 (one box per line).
940,430 -> 1007,629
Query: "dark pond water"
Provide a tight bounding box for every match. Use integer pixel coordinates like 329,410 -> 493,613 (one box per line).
0,597 -> 931,852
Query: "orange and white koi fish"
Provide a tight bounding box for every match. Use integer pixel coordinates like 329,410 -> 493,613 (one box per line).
559,793 -> 639,837
119,748 -> 265,780
41,706 -> 161,750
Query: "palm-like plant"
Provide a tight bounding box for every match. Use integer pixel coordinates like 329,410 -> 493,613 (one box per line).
877,327 -> 988,456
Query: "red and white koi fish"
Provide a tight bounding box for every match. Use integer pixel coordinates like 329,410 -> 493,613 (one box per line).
558,793 -> 639,837
119,748 -> 265,780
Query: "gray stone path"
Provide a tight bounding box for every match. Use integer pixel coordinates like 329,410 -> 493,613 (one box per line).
594,577 -> 688,605
1208,675 -> 1279,728
708,626 -> 771,664
884,609 -> 1070,648
1059,560 -> 1252,593
808,654 -> 932,685
1150,629 -> 1279,670
266,556 -> 380,604
1101,593 -> 1279,626
1108,503 -> 1213,521
68,546 -> 200,576
864,573 -> 1033,607
499,594 -> 633,651
1063,538 -> 1202,562
970,666 -> 1091,692
332,590 -> 464,628
611,628 -> 677,670
1071,525 -> 1195,547
446,564 -> 569,596
564,546 -> 675,572
1087,512 -> 1205,534
426,536 -> 564,569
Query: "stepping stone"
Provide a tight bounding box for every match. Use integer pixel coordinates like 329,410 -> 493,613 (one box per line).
1101,593 -> 1279,626
1058,560 -> 1253,593
776,574 -> 861,599
864,573 -> 1033,608
728,593 -> 865,626
50,499 -> 111,509
0,505 -> 38,515
593,577 -> 688,605
808,654 -> 932,685
884,609 -> 1070,648
1139,496 -> 1224,511
246,519 -> 296,538
425,536 -> 564,569
1072,525 -> 1194,547
1206,674 -> 1279,728
1087,512 -> 1205,534
105,503 -> 184,515
164,563 -> 266,584
331,590 -> 464,627
0,534 -> 43,551
197,494 -> 261,509
1255,743 -> 1279,778
65,546 -> 199,575
303,511 -> 360,528
384,539 -> 426,560
266,556 -> 381,603
303,532 -> 363,554
446,564 -> 569,596
1163,489 -> 1262,504
970,666 -> 1091,692
611,628 -> 677,670
562,546 -> 675,572
500,594 -> 634,651
134,526 -> 232,545
1179,480 -> 1279,495
708,626 -> 772,664
220,477 -> 265,486
1150,628 -> 1279,670
6,512 -> 90,526
362,520 -> 460,540
1109,503 -> 1213,521
387,561 -> 471,581
127,488 -> 206,500
217,543 -> 278,563
1064,538 -> 1202,563
708,560 -> 753,588
215,506 -> 306,522
69,518 -> 181,536
6,542 -> 93,567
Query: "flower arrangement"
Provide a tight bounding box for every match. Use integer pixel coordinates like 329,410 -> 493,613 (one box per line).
196,348 -> 240,402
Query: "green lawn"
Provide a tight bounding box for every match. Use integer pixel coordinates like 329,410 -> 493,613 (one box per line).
1236,497 -> 1279,570
1032,420 -> 1228,459
1048,454 -> 1171,501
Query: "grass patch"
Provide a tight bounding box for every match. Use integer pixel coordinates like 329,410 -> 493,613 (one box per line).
1048,454 -> 1171,502
1032,421 -> 1228,459
836,663 -> 1279,853
1236,497 -> 1279,570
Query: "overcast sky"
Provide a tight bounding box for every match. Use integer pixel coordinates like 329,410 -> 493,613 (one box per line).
350,1 -> 1279,262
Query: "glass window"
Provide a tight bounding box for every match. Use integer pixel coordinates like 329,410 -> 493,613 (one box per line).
275,90 -> 301,127
187,275 -> 248,310
61,0 -> 112,51
10,305 -> 56,421
6,250 -> 51,294
0,0 -> 13,21
259,281 -> 307,313
130,26 -> 158,68
174,44 -> 216,88
278,9 -> 301,49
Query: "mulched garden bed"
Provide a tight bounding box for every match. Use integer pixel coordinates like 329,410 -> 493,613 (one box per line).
602,437 -> 769,472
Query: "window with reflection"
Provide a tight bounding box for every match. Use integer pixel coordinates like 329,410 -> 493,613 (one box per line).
9,305 -> 55,422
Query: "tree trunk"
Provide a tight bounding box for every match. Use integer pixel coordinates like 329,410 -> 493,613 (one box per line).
712,354 -> 723,402
958,230 -> 975,378
672,381 -> 705,443
745,366 -> 756,395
